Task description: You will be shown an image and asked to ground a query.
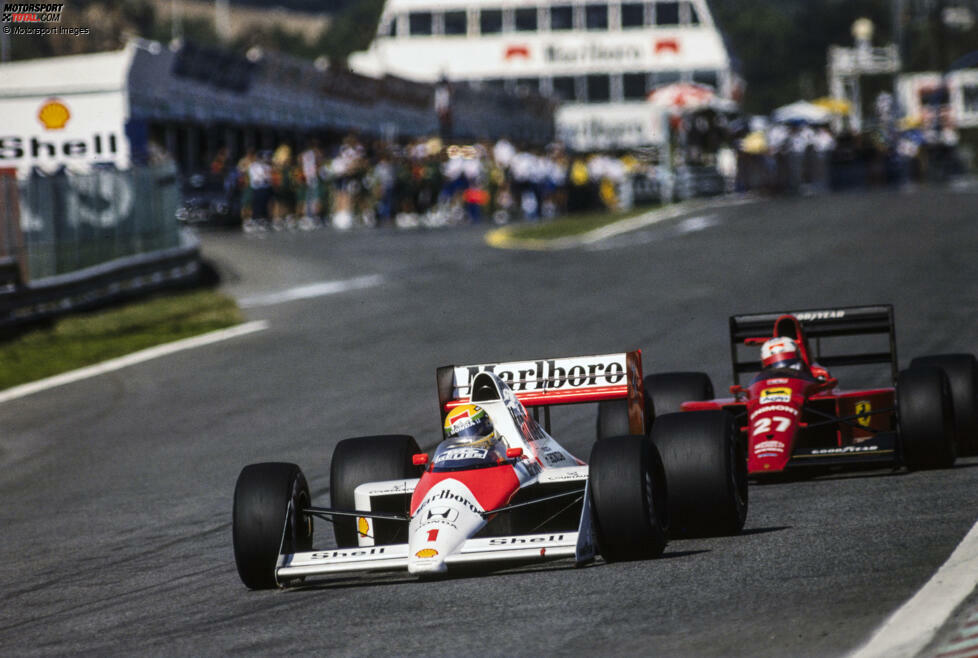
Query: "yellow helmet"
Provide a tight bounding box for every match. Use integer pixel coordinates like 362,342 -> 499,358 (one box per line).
443,404 -> 496,447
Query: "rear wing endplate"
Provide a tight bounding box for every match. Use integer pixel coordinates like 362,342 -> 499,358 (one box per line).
437,351 -> 645,435
729,305 -> 897,384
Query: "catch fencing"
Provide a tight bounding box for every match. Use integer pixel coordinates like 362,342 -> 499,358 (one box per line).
0,163 -> 200,329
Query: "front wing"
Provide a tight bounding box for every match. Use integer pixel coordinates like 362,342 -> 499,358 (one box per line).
277,531 -> 583,582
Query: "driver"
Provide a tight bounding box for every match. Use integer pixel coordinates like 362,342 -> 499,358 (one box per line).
761,336 -> 805,371
442,404 -> 497,448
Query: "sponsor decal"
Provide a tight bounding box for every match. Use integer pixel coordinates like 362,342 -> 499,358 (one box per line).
750,404 -> 799,418
754,440 -> 785,455
461,357 -> 626,393
425,506 -> 459,523
310,547 -> 387,561
766,378 -> 789,385
793,310 -> 846,321
488,534 -> 566,545
447,408 -> 471,425
544,42 -> 642,65
810,445 -> 880,455
426,529 -> 439,542
434,447 -> 488,463
414,487 -> 483,516
855,401 -> 872,427
357,517 -> 369,537
504,44 -> 530,60
542,451 -> 567,465
654,38 -> 680,54
37,99 -> 70,130
415,548 -> 439,559
760,387 -> 791,404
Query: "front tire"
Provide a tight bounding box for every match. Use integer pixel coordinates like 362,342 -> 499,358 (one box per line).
330,435 -> 422,547
898,366 -> 956,470
589,435 -> 668,562
910,354 -> 978,456
650,410 -> 747,537
232,462 -> 313,590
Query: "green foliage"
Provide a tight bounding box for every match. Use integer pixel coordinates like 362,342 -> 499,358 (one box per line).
0,290 -> 243,390
313,0 -> 385,66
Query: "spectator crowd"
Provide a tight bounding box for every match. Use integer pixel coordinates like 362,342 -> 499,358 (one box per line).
208,135 -> 653,232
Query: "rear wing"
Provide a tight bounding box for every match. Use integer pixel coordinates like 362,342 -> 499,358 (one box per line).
729,305 -> 897,385
437,351 -> 645,435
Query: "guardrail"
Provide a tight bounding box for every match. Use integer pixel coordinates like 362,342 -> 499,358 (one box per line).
0,164 -> 201,330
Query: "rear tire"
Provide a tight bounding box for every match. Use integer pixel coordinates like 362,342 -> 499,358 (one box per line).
898,366 -> 956,470
232,462 -> 313,590
589,435 -> 668,562
330,435 -> 423,547
650,410 -> 747,537
596,399 -> 632,440
910,354 -> 978,456
644,372 -> 715,418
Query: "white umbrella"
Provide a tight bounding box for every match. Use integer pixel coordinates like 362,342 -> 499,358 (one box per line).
772,100 -> 832,124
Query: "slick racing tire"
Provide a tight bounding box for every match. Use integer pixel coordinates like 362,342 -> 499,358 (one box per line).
330,435 -> 423,548
233,462 -> 313,590
596,399 -> 632,441
644,372 -> 715,418
910,354 -> 978,457
588,435 -> 668,562
651,410 -> 748,538
898,366 -> 956,470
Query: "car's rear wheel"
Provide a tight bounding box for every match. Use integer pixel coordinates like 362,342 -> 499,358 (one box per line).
588,435 -> 668,562
650,410 -> 748,537
330,435 -> 423,547
596,399 -> 633,440
898,366 -> 956,470
232,462 -> 313,590
910,354 -> 978,456
644,372 -> 715,418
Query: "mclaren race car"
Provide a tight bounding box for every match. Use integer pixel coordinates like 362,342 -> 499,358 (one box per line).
635,305 -> 977,478
232,351 -> 748,589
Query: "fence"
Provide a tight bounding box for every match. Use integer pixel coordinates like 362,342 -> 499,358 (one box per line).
0,163 -> 199,329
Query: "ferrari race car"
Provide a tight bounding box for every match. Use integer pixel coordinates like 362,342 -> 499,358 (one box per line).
636,305 -> 977,478
232,351 -> 748,589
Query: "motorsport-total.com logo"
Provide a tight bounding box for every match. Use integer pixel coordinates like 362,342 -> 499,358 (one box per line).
1,3 -> 64,23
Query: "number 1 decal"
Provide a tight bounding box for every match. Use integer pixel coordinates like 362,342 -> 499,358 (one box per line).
427,529 -> 439,542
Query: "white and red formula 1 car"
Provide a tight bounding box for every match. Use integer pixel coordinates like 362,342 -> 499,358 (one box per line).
232,352 -> 748,589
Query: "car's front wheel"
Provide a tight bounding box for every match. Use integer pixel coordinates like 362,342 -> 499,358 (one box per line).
232,462 -> 313,590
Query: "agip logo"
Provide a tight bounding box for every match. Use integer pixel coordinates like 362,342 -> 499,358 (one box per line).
37,98 -> 70,130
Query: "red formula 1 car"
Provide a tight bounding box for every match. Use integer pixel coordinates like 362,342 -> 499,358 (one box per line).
231,352 -> 747,589
639,305 -> 977,478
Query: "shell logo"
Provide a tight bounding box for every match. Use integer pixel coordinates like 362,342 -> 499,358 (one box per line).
357,517 -> 370,537
415,548 -> 439,559
38,99 -> 71,130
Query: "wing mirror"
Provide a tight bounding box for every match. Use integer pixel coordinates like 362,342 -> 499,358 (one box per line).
412,453 -> 429,466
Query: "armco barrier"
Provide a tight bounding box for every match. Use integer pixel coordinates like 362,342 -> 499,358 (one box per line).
0,163 -> 200,330
0,230 -> 200,329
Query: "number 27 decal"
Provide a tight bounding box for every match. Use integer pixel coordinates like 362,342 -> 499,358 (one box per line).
753,416 -> 792,435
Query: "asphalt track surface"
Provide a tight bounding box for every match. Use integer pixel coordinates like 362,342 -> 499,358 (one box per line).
1,187 -> 977,657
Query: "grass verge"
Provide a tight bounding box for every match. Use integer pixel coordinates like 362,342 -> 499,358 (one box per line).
498,204 -> 660,241
0,289 -> 243,390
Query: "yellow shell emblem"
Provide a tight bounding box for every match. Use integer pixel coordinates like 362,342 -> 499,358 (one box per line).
415,548 -> 438,559
38,99 -> 71,130
357,517 -> 370,537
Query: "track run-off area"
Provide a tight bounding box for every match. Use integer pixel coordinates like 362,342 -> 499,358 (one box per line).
1,186 -> 977,656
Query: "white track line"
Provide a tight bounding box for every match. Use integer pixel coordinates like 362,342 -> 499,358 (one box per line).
0,320 -> 268,405
238,274 -> 383,308
850,517 -> 978,658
